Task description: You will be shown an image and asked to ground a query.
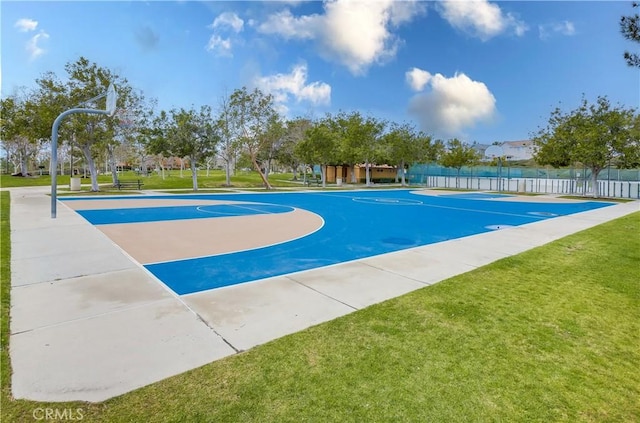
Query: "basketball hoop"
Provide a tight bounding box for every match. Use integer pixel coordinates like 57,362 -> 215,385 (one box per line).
114,109 -> 136,129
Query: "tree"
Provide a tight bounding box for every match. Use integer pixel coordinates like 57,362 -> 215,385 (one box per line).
35,57 -> 145,191
143,110 -> 171,179
0,84 -> 62,176
279,117 -> 313,180
382,122 -> 420,186
621,2 -> 640,67
228,87 -> 279,190
258,114 -> 286,179
335,111 -> 386,186
0,95 -> 32,175
440,138 -> 481,188
165,106 -> 219,191
215,90 -> 239,186
413,133 -> 442,187
106,91 -> 153,184
533,96 -> 639,198
295,117 -> 339,188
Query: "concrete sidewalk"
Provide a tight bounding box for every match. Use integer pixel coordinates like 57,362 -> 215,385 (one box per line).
8,187 -> 639,402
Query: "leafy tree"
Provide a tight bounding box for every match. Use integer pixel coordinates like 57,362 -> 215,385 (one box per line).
258,114 -> 286,179
295,117 -> 339,187
0,84 -> 63,175
107,91 -> 153,183
279,117 -> 313,180
381,122 -> 420,186
143,110 -> 172,179
215,90 -> 239,186
165,106 -> 219,191
413,133 -> 442,186
228,87 -> 279,190
440,138 -> 481,188
0,95 -> 32,175
34,57 -> 145,191
335,111 -> 386,185
620,2 -> 640,67
533,96 -> 639,197
128,99 -> 158,177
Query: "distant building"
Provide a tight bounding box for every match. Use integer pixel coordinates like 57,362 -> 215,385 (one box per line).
473,143 -> 490,158
323,164 -> 398,183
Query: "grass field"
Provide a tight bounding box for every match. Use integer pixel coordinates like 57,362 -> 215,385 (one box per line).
1,189 -> 638,422
0,170 -> 309,191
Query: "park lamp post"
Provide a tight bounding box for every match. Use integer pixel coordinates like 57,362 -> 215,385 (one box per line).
50,84 -> 116,218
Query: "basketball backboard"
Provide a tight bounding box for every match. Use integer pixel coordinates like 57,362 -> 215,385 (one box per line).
106,84 -> 117,116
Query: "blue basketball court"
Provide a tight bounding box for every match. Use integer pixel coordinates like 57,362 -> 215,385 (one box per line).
61,190 -> 613,295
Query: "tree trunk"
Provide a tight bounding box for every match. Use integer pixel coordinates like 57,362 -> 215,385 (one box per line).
224,159 -> 232,186
81,144 -> 100,191
590,167 -> 601,198
191,157 -> 199,191
19,152 -> 28,176
251,156 -> 272,190
321,164 -> 327,188
350,164 -> 357,183
107,145 -> 118,185
400,161 -> 406,186
365,161 -> 371,186
265,158 -> 271,179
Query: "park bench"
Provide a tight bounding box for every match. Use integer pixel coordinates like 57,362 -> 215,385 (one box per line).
304,175 -> 321,187
113,179 -> 144,190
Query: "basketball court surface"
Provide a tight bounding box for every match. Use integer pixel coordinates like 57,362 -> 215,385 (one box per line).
8,186 -> 639,402
60,190 -> 612,295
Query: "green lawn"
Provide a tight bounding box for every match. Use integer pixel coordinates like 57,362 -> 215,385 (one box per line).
0,170 -> 308,190
1,189 -> 638,422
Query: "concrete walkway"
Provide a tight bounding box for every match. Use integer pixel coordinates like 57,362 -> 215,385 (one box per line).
7,186 -> 639,402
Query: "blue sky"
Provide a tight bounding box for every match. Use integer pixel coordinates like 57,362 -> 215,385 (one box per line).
2,1 -> 638,143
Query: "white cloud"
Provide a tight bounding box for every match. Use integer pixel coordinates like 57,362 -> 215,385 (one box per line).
205,35 -> 232,57
405,67 -> 432,92
257,0 -> 426,75
254,63 -> 331,115
407,70 -> 496,136
258,9 -> 319,39
210,12 -> 244,33
437,0 -> 527,41
539,21 -> 576,40
27,31 -> 49,60
15,18 -> 38,32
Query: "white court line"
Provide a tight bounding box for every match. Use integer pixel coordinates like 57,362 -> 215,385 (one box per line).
195,206 -> 246,216
227,203 -> 293,215
196,203 -> 293,217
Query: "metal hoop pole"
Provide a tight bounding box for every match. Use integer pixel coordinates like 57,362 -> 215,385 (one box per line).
51,108 -> 109,218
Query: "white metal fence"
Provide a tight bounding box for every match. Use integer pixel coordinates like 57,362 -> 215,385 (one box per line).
415,176 -> 640,199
